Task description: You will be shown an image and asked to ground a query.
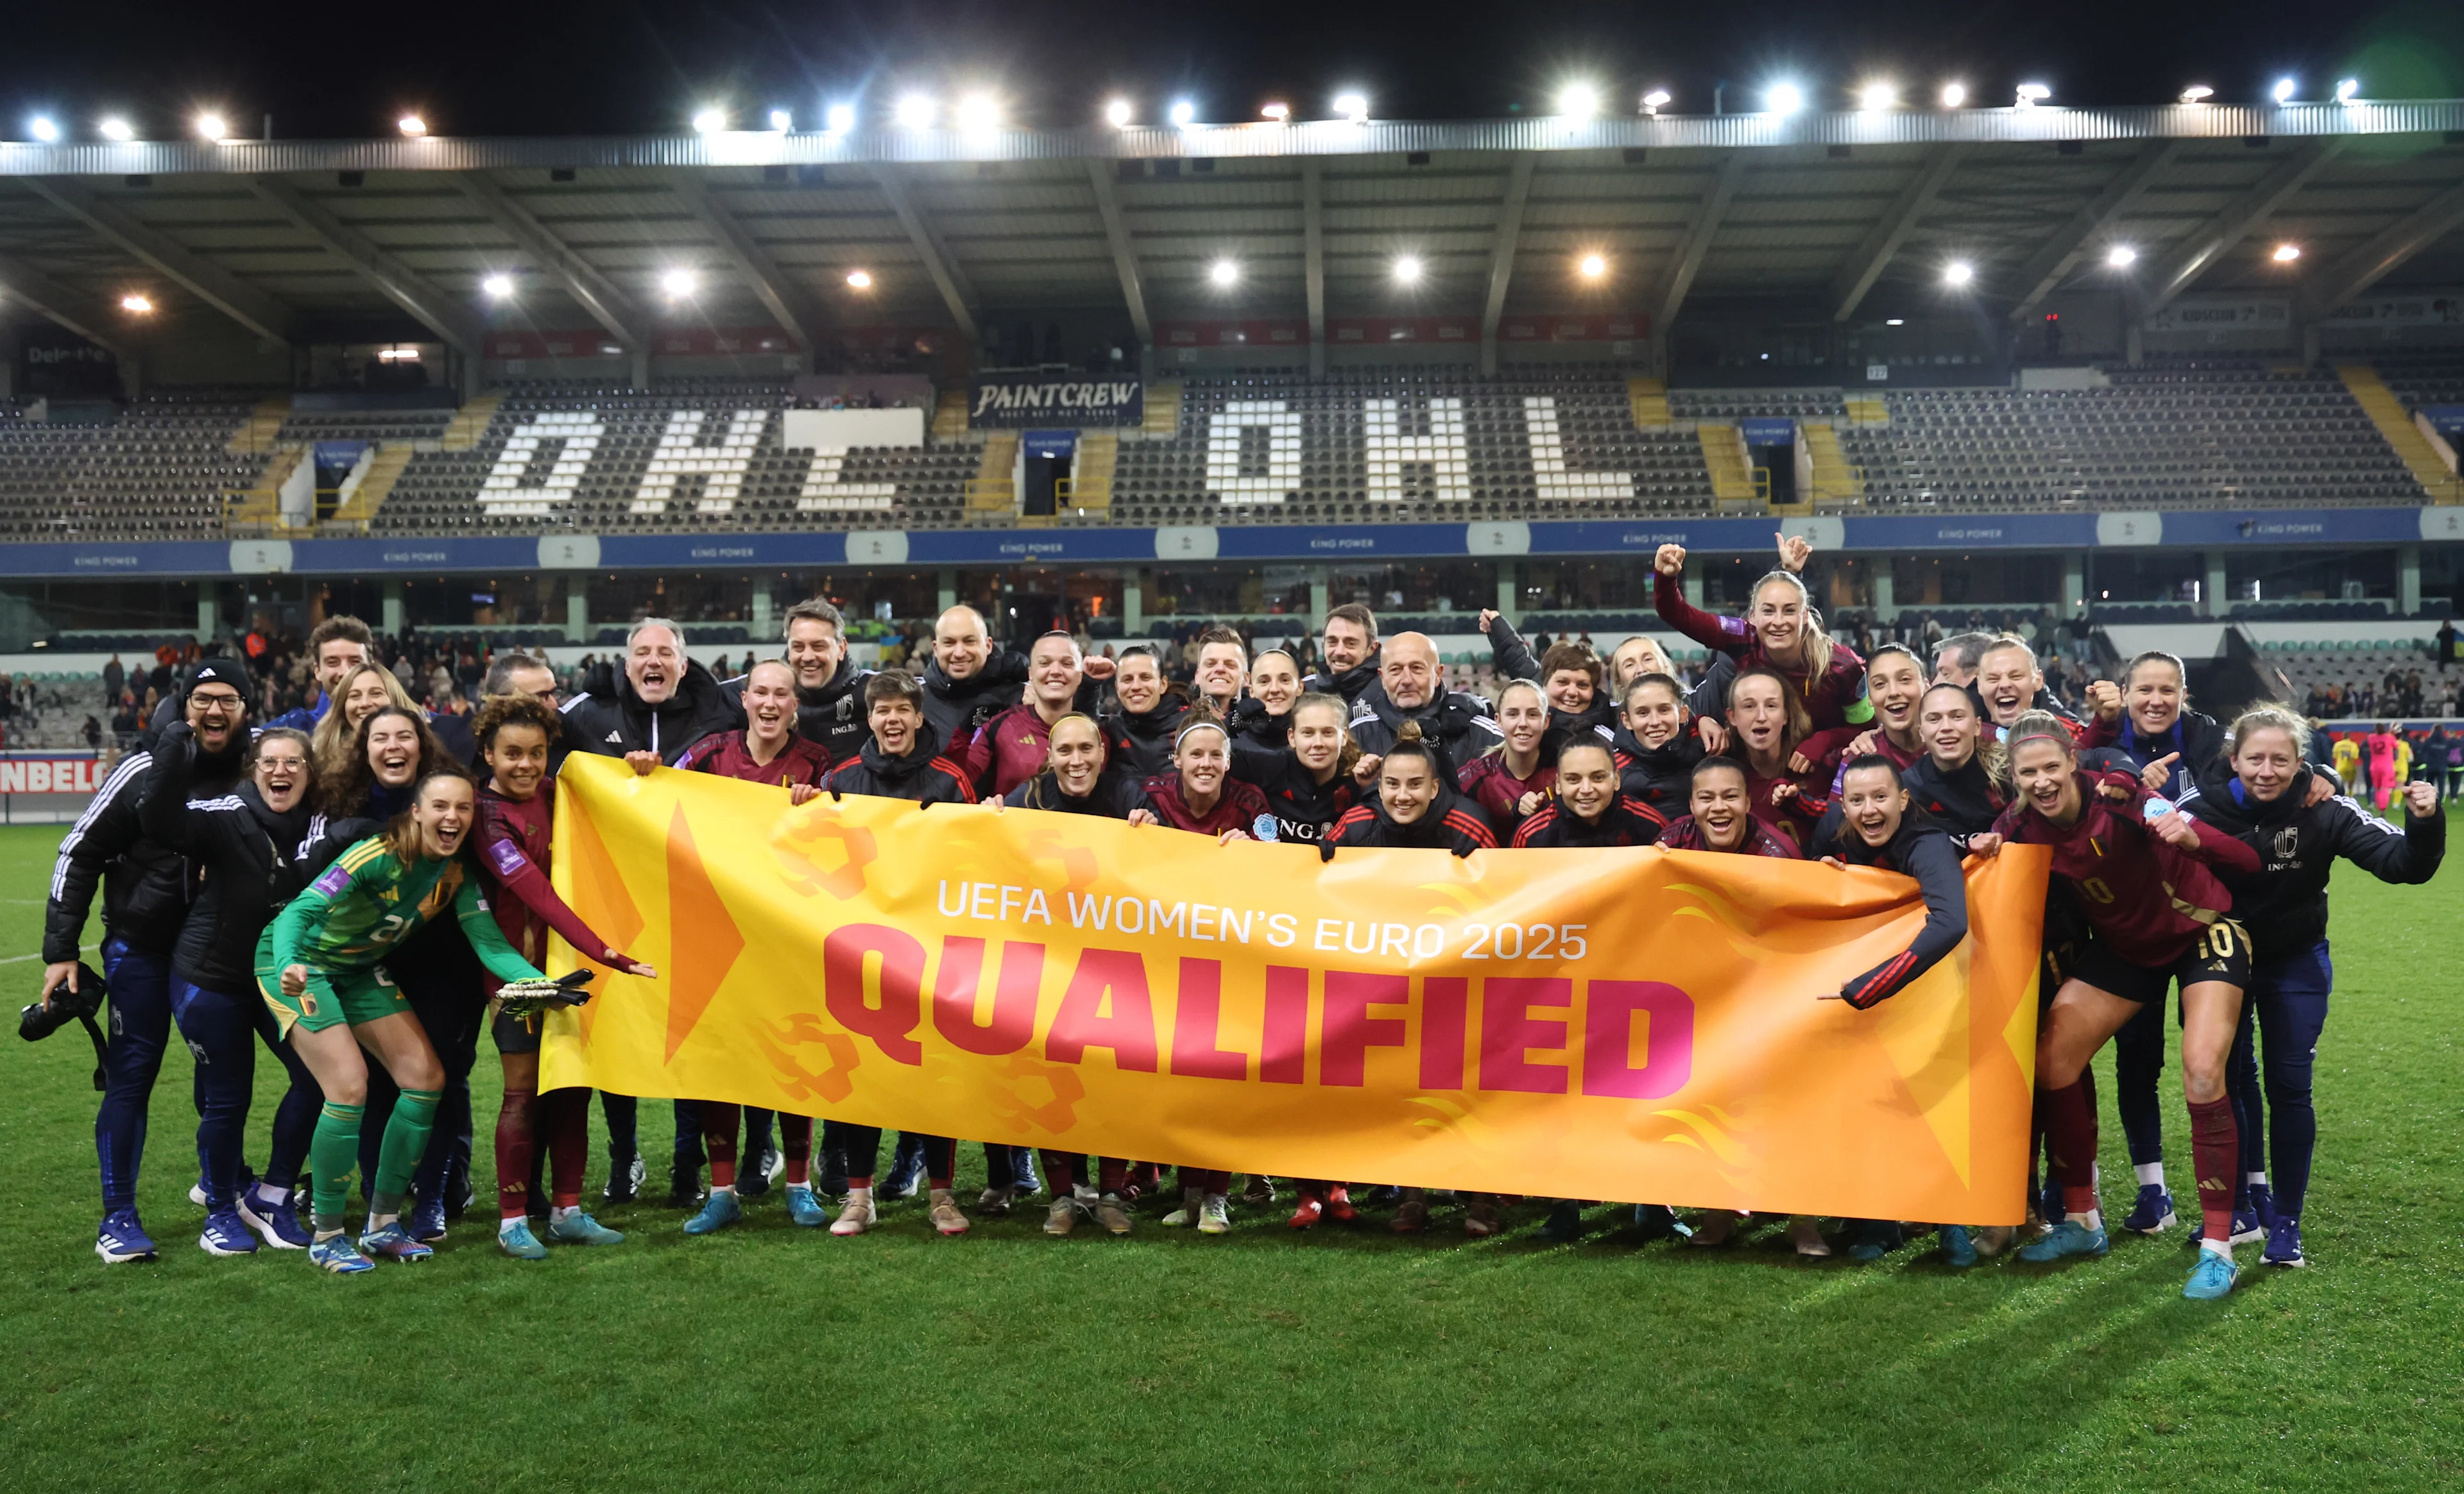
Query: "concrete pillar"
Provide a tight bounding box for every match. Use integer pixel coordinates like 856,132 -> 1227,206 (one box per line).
2300,323 -> 2323,369
1123,567 -> 1145,635
749,585 -> 773,642
1308,565 -> 1331,622
1494,560 -> 1518,624
2204,551 -> 2230,618
195,591 -> 218,643
1683,572 -> 1706,610
2062,552 -> 2086,615
936,567 -> 959,614
563,587 -> 588,643
382,578 -> 406,637
629,345 -> 652,390
2399,544 -> 2422,617
1870,566 -> 1895,622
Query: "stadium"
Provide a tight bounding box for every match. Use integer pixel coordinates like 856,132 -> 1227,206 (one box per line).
3,5 -> 2461,1489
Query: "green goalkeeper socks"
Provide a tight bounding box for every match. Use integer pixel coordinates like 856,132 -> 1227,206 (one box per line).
309,1101 -> 366,1231
370,1087 -> 442,1217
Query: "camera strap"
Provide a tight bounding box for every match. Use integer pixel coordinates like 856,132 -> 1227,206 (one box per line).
78,1012 -> 107,1091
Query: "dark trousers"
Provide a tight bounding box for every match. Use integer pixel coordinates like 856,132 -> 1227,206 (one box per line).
827,1122 -> 954,1185
2111,995 -> 2168,1169
94,936 -> 173,1214
598,1094 -> 703,1169
169,974 -> 320,1211
2227,940 -> 2334,1221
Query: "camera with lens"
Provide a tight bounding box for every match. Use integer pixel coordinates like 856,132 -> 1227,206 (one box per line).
19,961 -> 105,1042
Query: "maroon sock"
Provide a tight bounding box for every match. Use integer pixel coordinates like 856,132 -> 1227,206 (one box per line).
494,1087 -> 536,1221
543,1089 -> 588,1210
702,1101 -> 739,1189
1098,1158 -> 1129,1195
2188,1095 -> 2239,1242
2041,1079 -> 2100,1215
780,1115 -> 812,1186
1040,1150 -> 1078,1196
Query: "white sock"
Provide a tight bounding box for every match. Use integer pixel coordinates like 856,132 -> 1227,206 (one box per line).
251,1181 -> 291,1205
2246,1171 -> 2269,1187
551,1205 -> 579,1223
2066,1208 -> 2103,1232
709,1183 -> 735,1196
1074,1183 -> 1099,1203
499,1217 -> 524,1236
2200,1236 -> 2233,1258
2134,1162 -> 2166,1187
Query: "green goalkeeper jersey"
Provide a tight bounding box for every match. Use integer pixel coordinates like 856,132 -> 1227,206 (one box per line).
266,834 -> 544,984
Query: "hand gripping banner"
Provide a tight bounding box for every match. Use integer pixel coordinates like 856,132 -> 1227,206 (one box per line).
543,753 -> 2049,1223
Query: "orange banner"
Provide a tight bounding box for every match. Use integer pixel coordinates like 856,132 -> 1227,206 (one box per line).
542,753 -> 2048,1223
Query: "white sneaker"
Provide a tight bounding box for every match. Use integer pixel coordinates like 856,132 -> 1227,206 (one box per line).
977,1184 -> 1016,1215
1043,1197 -> 1081,1236
830,1187 -> 875,1237
1161,1186 -> 1202,1227
1197,1194 -> 1231,1234
1789,1217 -> 1831,1257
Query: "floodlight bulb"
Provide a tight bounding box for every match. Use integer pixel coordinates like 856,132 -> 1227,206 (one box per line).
1262,101 -> 1290,123
120,294 -> 153,313
1577,252 -> 1607,280
2272,243 -> 2302,262
1944,261 -> 1975,286
99,117 -> 134,142
2180,85 -> 2214,103
1105,98 -> 1134,128
1334,91 -> 1369,123
1642,89 -> 1671,113
1940,82 -> 1967,108
1169,99 -> 1196,127
955,94 -> 998,130
397,114 -> 427,137
1858,81 -> 1897,111
1393,255 -> 1423,284
29,115 -> 60,142
825,103 -> 855,133
1210,258 -> 1239,287
894,94 -> 935,128
2106,245 -> 2138,268
769,108 -> 792,131
1767,82 -> 1804,115
1557,83 -> 1600,118
660,268 -> 698,298
2335,78 -> 2359,104
2272,78 -> 2297,104
481,273 -> 514,300
845,268 -> 873,289
691,107 -> 724,133
2015,83 -> 2051,106
1885,318 -> 1906,326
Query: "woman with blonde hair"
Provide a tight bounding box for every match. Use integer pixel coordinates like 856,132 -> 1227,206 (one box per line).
310,662 -> 418,788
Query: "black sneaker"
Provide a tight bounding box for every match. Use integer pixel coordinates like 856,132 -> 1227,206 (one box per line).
603,1151 -> 646,1206
740,1146 -> 779,1198
667,1163 -> 704,1210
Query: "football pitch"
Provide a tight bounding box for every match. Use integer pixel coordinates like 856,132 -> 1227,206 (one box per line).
1,820 -> 2457,1493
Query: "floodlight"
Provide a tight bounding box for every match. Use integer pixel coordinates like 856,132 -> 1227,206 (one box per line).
692,107 -> 725,133
1767,82 -> 1804,115
825,103 -> 855,133
1577,252 -> 1607,280
955,94 -> 999,130
2015,83 -> 2051,107
660,268 -> 699,298
1944,261 -> 1975,286
1557,83 -> 1600,118
1209,258 -> 1239,287
2107,245 -> 2138,268
2272,243 -> 2302,262
120,294 -> 153,313
29,116 -> 60,142
2272,78 -> 2297,104
2335,78 -> 2359,104
1169,99 -> 1197,127
845,269 -> 873,289
1105,98 -> 1134,128
481,273 -> 515,300
1334,92 -> 1369,123
1858,81 -> 1897,111
1885,318 -> 1906,326
1940,82 -> 1967,108
1393,255 -> 1422,284
2180,85 -> 2213,103
1641,90 -> 1671,114
397,114 -> 428,137
769,108 -> 792,131
1262,101 -> 1290,123
99,117 -> 135,142
894,94 -> 935,128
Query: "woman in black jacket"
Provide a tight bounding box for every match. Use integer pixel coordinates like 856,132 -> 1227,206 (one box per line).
1100,646 -> 1189,778
1231,693 -> 1359,845
2182,705 -> 2445,1269
1228,649 -> 1303,751
139,723 -> 327,1256
1512,739 -> 1668,848
1900,683 -> 2006,845
1322,723 -> 1496,859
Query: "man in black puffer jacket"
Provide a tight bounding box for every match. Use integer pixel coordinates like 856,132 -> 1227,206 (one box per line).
560,618 -> 743,767
44,655 -> 253,1264
1346,632 -> 1502,791
1306,602 -> 1383,707
717,597 -> 874,769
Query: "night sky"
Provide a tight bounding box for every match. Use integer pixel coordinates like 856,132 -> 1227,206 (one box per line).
2,0 -> 2460,141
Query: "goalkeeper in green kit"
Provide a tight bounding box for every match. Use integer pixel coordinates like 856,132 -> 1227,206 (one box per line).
255,764 -> 590,1275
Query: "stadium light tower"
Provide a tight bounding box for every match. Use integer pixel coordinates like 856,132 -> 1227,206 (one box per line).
2335,78 -> 2360,103
1169,99 -> 1197,128
1105,98 -> 1134,128
660,268 -> 699,298
2180,85 -> 2214,103
1766,82 -> 1804,115
2272,243 -> 2302,262
1944,261 -> 1976,287
119,294 -> 153,314
692,107 -> 725,133
894,93 -> 935,128
99,117 -> 135,142
1939,82 -> 1967,108
481,273 -> 515,300
1641,89 -> 1670,116
824,103 -> 855,133
2015,83 -> 2051,107
397,114 -> 428,137
1556,82 -> 1601,118
28,115 -> 60,142
2106,245 -> 2138,268
2272,77 -> 2297,104
1334,91 -> 1369,123
1858,80 -> 1898,111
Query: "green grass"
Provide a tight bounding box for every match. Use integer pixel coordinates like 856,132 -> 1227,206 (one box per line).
2,818 -> 2460,1493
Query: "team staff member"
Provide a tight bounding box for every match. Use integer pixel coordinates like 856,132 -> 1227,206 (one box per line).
1231,692 -> 1359,844
1459,681 -> 1557,835
1978,712 -> 2262,1300
825,670 -> 975,1239
136,719 -> 325,1256
1652,535 -> 1871,734
1973,636 -> 2082,743
562,619 -> 743,1206
44,655 -> 253,1263
1512,739 -> 1667,848
1101,645 -> 1190,778
1346,633 -> 1503,788
964,631 -> 1089,798
666,662 -> 834,1235
2182,707 -> 2445,1268
262,766 -> 564,1273
1308,603 -> 1383,705
1478,612 -> 1616,743
264,615 -> 374,734
1230,648 -> 1304,750
778,597 -> 875,765
474,694 -> 655,1259
1190,624 -> 1250,717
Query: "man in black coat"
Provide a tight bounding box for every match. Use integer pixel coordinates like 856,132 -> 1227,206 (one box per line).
1346,631 -> 1502,789
559,618 -> 743,768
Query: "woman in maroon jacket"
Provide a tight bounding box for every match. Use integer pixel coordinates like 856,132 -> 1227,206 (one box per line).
1458,680 -> 1555,837
1652,536 -> 1872,734
1724,667 -> 1833,853
1142,719 -> 1271,843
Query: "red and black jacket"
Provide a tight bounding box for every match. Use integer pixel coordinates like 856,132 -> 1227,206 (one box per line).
1322,782 -> 1495,859
1512,794 -> 1668,848
1229,741 -> 1356,843
825,729 -> 975,805
1458,751 -> 1555,837
1656,813 -> 1801,858
1141,772 -> 1272,837
1654,569 -> 1871,733
676,729 -> 832,788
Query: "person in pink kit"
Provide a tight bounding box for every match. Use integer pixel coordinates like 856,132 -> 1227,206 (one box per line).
2365,724 -> 2399,811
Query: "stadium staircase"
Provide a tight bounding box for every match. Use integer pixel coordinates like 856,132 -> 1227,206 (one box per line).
1065,432 -> 1116,513
1843,396 -> 1888,426
1142,381 -> 1183,437
227,396 -> 291,455
1698,423 -> 1762,508
931,387 -> 971,439
967,431 -> 1020,516
323,445 -> 413,532
224,444 -> 306,533
440,393 -> 502,452
1627,376 -> 1672,429
2334,363 -> 2464,503
1802,423 -> 1865,506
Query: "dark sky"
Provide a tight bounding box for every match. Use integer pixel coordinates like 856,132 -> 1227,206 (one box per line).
4,0 -> 2461,139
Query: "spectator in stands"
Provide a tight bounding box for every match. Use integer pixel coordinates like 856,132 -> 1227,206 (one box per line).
2438,618 -> 2457,673
103,653 -> 123,708
1932,631 -> 1994,689
82,716 -> 102,750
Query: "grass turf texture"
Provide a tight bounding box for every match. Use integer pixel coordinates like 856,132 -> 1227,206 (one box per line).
1,818 -> 2459,1493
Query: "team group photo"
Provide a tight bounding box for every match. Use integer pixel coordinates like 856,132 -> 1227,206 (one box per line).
4,1 -> 2462,1488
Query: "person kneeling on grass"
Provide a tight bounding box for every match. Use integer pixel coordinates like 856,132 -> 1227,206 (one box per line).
474,693 -> 657,1259
261,766 -> 572,1275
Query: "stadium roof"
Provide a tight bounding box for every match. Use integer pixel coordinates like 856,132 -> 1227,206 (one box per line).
3,101 -> 2463,366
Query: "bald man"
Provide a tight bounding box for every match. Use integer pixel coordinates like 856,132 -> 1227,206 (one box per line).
919,604 -> 1114,751
1344,630 -> 1502,786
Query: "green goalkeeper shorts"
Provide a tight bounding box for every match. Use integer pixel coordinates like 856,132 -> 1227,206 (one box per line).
253,957 -> 409,1036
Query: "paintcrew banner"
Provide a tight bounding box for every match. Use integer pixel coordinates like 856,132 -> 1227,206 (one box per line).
542,753 -> 2048,1223
968,372 -> 1144,429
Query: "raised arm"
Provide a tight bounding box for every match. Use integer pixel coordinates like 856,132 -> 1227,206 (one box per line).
1478,610 -> 1542,682
1652,547 -> 1752,658
475,803 -> 642,970
2323,789 -> 2445,885
1839,832 -> 1969,1009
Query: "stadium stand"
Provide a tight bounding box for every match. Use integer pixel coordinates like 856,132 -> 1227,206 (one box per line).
0,391 -> 269,539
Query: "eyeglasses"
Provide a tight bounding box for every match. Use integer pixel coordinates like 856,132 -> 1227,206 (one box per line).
189,692 -> 244,711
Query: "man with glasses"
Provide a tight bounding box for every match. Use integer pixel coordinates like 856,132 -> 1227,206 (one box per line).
42,657 -> 254,1263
